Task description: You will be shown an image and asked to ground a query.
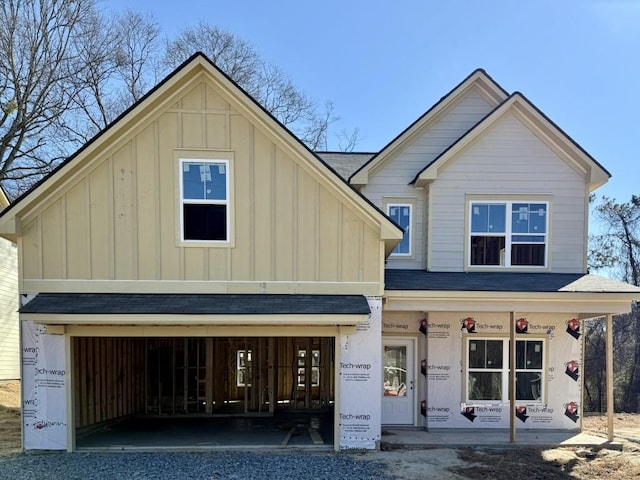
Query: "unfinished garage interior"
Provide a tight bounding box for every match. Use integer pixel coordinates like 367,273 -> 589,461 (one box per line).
73,336 -> 336,449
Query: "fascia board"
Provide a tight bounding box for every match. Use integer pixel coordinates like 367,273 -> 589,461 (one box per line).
349,70 -> 508,186
22,313 -> 370,326
415,94 -> 609,187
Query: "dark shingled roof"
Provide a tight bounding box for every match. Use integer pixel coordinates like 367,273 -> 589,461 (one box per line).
20,293 -> 371,315
315,152 -> 375,180
384,270 -> 640,293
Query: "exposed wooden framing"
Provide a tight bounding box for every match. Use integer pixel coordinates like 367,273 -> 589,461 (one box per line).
72,336 -> 336,432
87,338 -> 94,425
205,338 -> 214,413
73,337 -> 146,428
243,339 -> 249,414
268,337 -> 275,413
606,314 -> 614,442
257,338 -> 263,412
144,338 -> 149,414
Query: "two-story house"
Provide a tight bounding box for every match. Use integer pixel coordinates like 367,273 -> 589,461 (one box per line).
1,53 -> 638,451
321,70 -> 640,431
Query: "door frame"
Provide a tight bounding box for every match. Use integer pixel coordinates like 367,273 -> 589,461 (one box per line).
381,336 -> 417,426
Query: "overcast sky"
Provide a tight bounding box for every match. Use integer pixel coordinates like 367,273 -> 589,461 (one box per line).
106,0 -> 640,204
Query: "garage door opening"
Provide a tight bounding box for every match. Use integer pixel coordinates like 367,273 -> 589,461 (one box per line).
73,336 -> 335,449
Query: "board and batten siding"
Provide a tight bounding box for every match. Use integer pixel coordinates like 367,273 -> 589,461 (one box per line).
19,80 -> 383,292
0,237 -> 19,379
429,112 -> 588,273
362,90 -> 495,269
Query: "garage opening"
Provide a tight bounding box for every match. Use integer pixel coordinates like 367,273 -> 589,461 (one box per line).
73,336 -> 335,449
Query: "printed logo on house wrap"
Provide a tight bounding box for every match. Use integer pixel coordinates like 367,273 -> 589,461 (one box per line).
427,364 -> 451,381
340,362 -> 372,382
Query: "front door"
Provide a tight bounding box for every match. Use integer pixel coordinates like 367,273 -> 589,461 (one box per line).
382,337 -> 415,425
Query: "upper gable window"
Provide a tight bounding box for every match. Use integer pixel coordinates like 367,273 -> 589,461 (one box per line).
469,201 -> 548,268
180,159 -> 229,242
387,204 -> 412,256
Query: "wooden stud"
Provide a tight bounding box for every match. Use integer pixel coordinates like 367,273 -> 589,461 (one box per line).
87,338 -> 94,424
268,337 -> 275,413
206,338 -> 214,413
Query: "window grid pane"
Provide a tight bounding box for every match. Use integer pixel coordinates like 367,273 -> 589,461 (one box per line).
467,338 -> 544,403
388,204 -> 411,255
181,159 -> 229,242
469,201 -> 548,268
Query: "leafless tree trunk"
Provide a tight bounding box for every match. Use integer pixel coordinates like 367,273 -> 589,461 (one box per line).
591,195 -> 640,412
0,0 -> 97,195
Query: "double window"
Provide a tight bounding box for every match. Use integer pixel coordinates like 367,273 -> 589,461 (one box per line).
180,159 -> 229,242
466,338 -> 544,403
469,201 -> 548,268
387,203 -> 412,256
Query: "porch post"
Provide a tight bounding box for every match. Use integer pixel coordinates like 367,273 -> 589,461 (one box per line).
606,313 -> 614,442
509,311 -> 516,443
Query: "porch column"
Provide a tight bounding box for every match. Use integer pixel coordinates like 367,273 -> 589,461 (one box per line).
509,311 -> 516,443
606,313 -> 614,442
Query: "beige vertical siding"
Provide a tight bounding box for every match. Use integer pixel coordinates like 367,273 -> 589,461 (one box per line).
429,112 -> 587,272
0,238 -> 19,379
19,78 -> 383,289
363,90 -> 495,269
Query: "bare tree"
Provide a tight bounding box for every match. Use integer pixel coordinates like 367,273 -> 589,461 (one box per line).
1,9 -> 355,197
164,23 -> 336,149
57,9 -> 162,147
590,195 -> 640,412
113,10 -> 161,104
0,0 -> 96,196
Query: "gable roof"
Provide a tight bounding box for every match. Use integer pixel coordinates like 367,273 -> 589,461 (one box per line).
0,52 -> 403,248
410,92 -> 611,189
349,69 -> 509,186
316,151 -> 374,180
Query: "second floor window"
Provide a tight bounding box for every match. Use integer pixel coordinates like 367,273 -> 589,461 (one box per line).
387,204 -> 412,256
469,201 -> 548,268
180,159 -> 229,242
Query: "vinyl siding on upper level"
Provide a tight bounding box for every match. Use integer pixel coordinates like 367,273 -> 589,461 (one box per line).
361,90 -> 496,269
428,112 -> 588,273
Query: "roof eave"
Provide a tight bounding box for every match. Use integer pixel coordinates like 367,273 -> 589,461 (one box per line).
348,69 -> 509,186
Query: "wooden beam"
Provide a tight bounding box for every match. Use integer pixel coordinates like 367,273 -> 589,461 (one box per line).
509,311 -> 516,443
606,314 -> 614,442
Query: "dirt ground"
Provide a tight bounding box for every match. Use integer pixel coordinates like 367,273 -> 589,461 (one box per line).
2,379 -> 640,479
0,380 -> 21,454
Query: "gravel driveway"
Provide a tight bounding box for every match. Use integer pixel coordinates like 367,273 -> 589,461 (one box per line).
0,451 -> 395,480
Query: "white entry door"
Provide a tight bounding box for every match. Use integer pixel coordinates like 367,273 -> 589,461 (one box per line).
382,337 -> 415,425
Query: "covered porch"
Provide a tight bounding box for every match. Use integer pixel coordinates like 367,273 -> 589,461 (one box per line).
384,270 -> 640,443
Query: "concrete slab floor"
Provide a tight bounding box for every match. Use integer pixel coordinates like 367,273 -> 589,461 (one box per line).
381,428 -> 623,450
77,414 -> 334,451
